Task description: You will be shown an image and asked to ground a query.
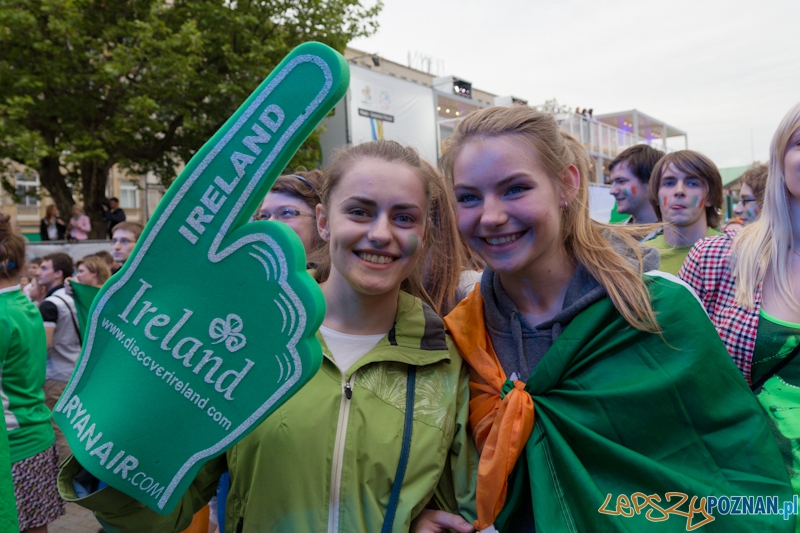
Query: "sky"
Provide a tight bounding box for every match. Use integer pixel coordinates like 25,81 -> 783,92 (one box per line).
350,0 -> 800,169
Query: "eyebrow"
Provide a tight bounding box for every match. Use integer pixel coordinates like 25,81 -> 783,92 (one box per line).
454,173 -> 530,191
343,196 -> 423,211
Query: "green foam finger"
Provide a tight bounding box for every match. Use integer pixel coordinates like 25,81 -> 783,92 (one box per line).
53,42 -> 349,514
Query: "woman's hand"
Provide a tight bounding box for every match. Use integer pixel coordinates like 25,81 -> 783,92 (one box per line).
411,509 -> 475,533
64,277 -> 74,296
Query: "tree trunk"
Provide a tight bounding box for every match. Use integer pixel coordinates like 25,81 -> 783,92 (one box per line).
37,156 -> 75,225
81,161 -> 114,239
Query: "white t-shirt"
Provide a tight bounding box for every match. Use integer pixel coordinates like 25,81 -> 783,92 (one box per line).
457,270 -> 482,303
319,326 -> 384,374
39,287 -> 81,381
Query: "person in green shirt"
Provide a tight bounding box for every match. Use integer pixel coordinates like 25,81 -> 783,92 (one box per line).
646,150 -> 724,274
0,213 -> 65,532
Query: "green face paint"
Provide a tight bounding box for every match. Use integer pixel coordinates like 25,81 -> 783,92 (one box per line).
690,196 -> 702,208
52,42 -> 349,514
405,234 -> 420,257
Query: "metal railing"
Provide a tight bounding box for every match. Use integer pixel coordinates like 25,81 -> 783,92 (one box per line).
536,108 -> 675,159
16,204 -> 40,222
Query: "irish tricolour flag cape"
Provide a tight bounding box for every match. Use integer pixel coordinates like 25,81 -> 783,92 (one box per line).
445,273 -> 794,532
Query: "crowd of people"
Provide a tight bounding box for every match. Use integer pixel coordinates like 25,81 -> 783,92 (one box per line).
1,100 -> 799,533
37,196 -> 127,242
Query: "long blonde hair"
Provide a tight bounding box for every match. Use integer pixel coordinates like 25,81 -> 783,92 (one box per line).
732,101 -> 800,308
313,140 -> 460,316
440,105 -> 659,333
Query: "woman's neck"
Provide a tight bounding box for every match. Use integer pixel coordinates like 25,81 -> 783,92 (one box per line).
319,270 -> 400,335
0,277 -> 19,290
497,246 -> 577,325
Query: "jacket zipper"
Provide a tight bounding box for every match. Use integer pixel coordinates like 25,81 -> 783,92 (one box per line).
327,371 -> 356,533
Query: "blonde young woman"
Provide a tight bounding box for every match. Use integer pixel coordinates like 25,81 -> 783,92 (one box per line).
681,102 -> 800,502
440,105 -> 794,532
60,140 -> 477,533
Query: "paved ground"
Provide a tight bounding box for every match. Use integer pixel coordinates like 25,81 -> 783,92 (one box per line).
50,502 -> 103,533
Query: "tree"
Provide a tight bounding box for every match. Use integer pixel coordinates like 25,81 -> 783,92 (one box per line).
0,0 -> 380,237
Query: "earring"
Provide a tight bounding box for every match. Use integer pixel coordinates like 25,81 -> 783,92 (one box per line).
561,201 -> 568,210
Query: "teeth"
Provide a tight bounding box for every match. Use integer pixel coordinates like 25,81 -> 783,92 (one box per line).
359,253 -> 395,264
485,233 -> 522,245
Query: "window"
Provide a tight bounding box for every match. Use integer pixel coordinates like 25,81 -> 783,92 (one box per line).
15,173 -> 39,206
120,181 -> 139,208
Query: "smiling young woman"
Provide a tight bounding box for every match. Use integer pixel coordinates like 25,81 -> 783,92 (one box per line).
67,140 -> 478,533
439,105 -> 793,532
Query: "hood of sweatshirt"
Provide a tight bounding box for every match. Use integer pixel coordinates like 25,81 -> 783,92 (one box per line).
480,241 -> 660,382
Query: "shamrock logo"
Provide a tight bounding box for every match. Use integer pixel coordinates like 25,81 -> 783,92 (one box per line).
209,314 -> 246,353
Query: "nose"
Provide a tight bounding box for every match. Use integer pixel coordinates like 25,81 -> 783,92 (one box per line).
367,213 -> 392,246
674,180 -> 686,197
480,195 -> 509,229
733,201 -> 744,217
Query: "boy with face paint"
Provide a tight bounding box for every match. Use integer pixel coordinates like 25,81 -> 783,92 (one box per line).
733,163 -> 768,225
608,145 -> 663,229
646,150 -> 724,274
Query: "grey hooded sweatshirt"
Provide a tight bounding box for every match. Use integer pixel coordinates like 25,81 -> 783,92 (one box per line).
480,243 -> 661,384
478,243 -> 660,531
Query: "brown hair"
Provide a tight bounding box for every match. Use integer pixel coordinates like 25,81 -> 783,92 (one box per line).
440,105 -> 659,333
0,213 -> 25,280
270,169 -> 322,208
76,255 -> 111,286
313,140 -> 458,316
418,160 -> 472,315
648,150 -> 724,228
42,252 -> 74,281
112,221 -> 143,241
608,144 -> 665,184
739,163 -> 769,211
93,250 -> 114,266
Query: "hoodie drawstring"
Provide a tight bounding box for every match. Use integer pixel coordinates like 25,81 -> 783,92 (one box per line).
510,309 -> 529,380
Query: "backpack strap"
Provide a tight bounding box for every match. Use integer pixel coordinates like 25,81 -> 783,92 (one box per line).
381,365 -> 417,533
51,294 -> 82,347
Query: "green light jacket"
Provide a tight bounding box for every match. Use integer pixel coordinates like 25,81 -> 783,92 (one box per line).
58,291 -> 478,533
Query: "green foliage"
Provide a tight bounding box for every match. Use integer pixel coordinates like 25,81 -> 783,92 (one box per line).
0,0 -> 380,234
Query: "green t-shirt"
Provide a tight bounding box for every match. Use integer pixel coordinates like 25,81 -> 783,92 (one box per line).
647,227 -> 722,275
0,411 -> 19,532
0,285 -> 55,463
753,309 -> 800,510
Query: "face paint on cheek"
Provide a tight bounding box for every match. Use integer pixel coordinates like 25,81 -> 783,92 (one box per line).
404,234 -> 420,257
661,195 -> 669,208
690,195 -> 703,208
746,207 -> 756,220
